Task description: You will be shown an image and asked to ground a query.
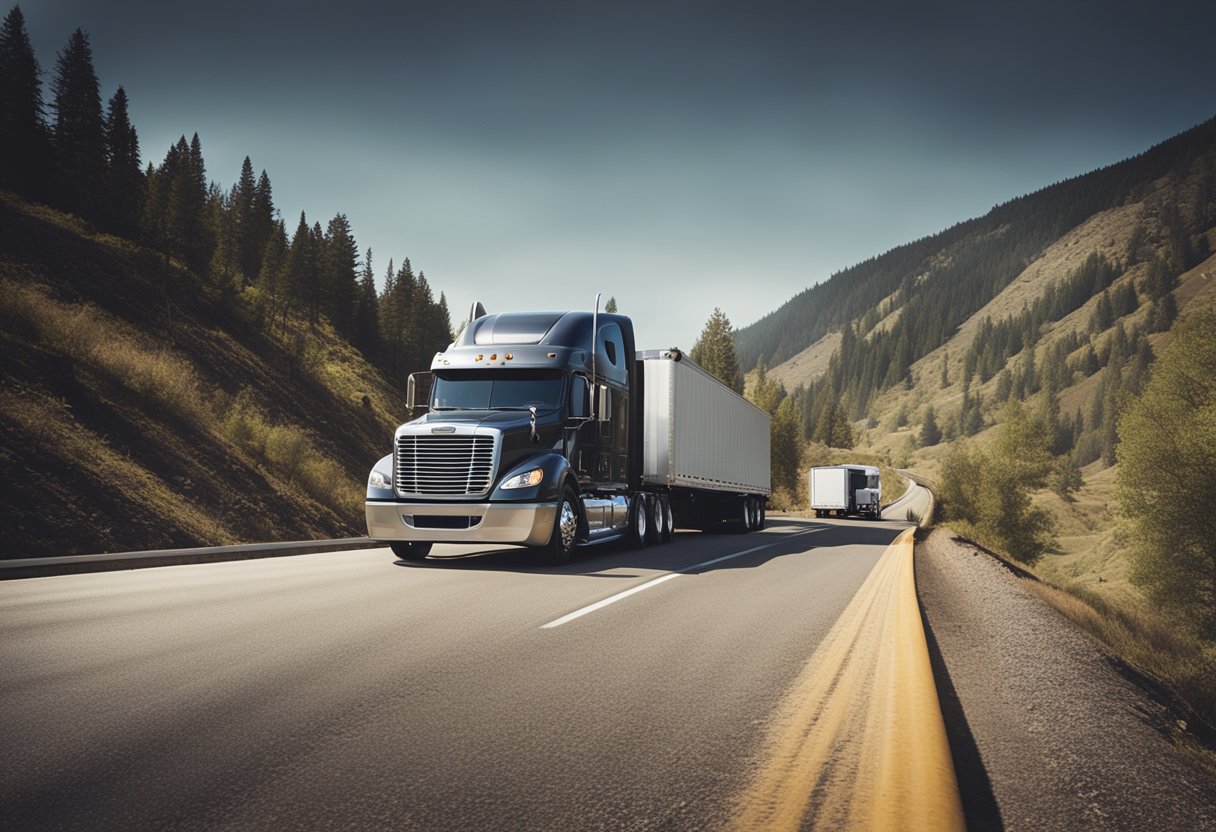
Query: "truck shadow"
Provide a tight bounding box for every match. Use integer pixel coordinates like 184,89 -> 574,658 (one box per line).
391,518 -> 909,576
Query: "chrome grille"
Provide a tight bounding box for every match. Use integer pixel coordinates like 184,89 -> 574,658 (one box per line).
395,435 -> 495,496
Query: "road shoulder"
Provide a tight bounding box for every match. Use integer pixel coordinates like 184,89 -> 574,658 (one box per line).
916,527 -> 1216,832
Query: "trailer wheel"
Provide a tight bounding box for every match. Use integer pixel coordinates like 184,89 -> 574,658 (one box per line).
627,494 -> 648,549
660,496 -> 674,542
538,487 -> 580,565
757,498 -> 766,530
736,497 -> 753,533
390,541 -> 433,562
645,495 -> 663,546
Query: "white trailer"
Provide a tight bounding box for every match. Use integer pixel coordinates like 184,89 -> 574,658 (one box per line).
640,349 -> 771,529
809,464 -> 881,519
640,351 -> 771,494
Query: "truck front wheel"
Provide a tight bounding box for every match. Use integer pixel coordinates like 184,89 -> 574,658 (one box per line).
390,541 -> 433,562
538,487 -> 580,565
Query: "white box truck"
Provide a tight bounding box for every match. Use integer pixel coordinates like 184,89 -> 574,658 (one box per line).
809,465 -> 881,519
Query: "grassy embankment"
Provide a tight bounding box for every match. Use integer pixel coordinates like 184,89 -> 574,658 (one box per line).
0,194 -> 401,556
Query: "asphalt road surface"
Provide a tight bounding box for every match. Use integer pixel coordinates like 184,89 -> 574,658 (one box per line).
881,475 -> 933,522
1,518 -> 906,831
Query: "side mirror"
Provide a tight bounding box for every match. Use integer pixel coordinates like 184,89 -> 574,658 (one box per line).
407,372 -> 433,417
566,376 -> 591,426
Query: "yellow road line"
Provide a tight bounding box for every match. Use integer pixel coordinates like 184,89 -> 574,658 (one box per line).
730,528 -> 964,831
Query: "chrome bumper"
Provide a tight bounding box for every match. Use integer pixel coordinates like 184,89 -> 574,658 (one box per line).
365,501 -> 556,546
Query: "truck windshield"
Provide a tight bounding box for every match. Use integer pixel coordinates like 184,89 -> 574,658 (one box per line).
431,372 -> 565,411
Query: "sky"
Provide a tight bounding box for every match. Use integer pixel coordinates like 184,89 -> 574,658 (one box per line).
19,0 -> 1216,352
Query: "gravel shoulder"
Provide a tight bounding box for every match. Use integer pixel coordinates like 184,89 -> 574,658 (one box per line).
916,527 -> 1216,832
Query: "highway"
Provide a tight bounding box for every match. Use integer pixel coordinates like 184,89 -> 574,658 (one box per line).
1,518 -> 912,831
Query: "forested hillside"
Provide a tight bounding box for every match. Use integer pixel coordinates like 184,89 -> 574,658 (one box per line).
737,115 -> 1216,422
0,6 -> 451,555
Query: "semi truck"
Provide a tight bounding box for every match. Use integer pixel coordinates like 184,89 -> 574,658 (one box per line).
365,299 -> 772,564
808,464 -> 881,519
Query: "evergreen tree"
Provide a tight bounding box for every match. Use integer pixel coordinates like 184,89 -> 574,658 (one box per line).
352,248 -> 381,357
207,187 -> 240,294
940,349 -> 950,388
770,396 -> 802,497
252,169 -> 276,273
919,405 -> 942,447
102,86 -> 142,235
747,360 -> 786,416
0,5 -> 49,198
284,211 -> 317,319
604,296 -> 618,313
50,28 -> 105,220
322,213 -> 358,336
690,307 -> 742,392
829,402 -> 854,449
1089,290 -> 1113,332
232,156 -> 259,281
255,218 -> 288,326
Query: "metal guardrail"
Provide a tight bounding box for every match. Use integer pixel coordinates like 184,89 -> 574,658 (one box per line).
0,537 -> 384,580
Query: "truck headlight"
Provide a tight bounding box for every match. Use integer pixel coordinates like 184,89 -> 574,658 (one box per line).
369,470 -> 392,490
500,468 -> 543,489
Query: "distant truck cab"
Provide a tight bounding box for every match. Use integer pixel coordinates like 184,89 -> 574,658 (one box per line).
808,465 -> 881,519
365,297 -> 771,564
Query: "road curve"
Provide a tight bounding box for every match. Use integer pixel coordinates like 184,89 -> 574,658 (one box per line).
1,518 -> 910,831
882,475 -> 933,522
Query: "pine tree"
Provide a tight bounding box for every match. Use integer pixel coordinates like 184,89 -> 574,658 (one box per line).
233,156 -> 259,281
284,211 -> 316,319
322,213 -> 358,336
352,248 -> 381,357
748,360 -> 786,416
770,396 -> 802,497
102,86 -> 142,235
690,307 -> 742,392
829,402 -> 854,449
255,219 -> 288,326
920,405 -> 942,447
0,5 -> 49,198
604,296 -> 618,313
252,169 -> 276,273
50,28 -> 105,220
1089,290 -> 1114,332
208,187 -> 240,294
185,133 -> 212,268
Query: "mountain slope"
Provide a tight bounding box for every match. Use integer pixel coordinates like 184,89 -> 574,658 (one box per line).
0,195 -> 403,557
737,115 -> 1216,406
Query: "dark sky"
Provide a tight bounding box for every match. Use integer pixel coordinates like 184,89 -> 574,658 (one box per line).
20,1 -> 1216,349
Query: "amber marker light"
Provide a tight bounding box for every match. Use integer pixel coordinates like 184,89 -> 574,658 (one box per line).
490,353 -> 497,360
505,353 -> 513,359
547,353 -> 557,358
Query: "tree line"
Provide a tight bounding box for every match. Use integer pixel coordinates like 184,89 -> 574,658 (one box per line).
0,5 -> 451,383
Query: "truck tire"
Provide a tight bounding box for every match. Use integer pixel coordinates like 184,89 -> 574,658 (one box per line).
627,494 -> 648,549
390,541 -> 433,562
660,495 -> 674,542
756,498 -> 766,530
645,495 -> 663,546
538,487 -> 580,565
735,497 -> 753,534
